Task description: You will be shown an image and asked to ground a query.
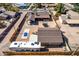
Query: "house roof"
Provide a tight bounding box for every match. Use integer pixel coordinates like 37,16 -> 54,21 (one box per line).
35,11 -> 50,19
4,11 -> 16,17
28,10 -> 50,19
0,7 -> 6,12
0,13 -> 8,19
66,19 -> 79,24
60,14 -> 79,24
38,28 -> 63,45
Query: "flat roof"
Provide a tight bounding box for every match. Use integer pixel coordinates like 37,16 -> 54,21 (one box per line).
28,10 -> 50,19
10,41 -> 41,48
35,12 -> 50,19
38,28 -> 63,45
0,13 -> 8,19
66,19 -> 79,24
4,11 -> 16,17
29,34 -> 38,42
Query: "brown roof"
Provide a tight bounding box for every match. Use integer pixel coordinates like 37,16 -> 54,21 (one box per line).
35,12 -> 50,19
38,28 -> 63,45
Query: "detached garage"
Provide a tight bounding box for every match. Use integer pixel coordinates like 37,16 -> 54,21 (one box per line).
38,28 -> 63,46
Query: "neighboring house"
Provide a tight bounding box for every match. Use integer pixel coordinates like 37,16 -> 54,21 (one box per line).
66,19 -> 79,25
0,13 -> 8,20
28,9 -> 51,25
59,14 -> 79,25
4,11 -> 21,18
35,11 -> 50,20
41,3 -> 56,7
47,3 -> 56,7
0,7 -> 6,13
4,11 -> 16,18
0,11 -> 20,24
0,13 -> 8,28
13,3 -> 30,9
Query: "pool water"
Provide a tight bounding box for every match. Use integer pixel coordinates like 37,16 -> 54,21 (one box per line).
24,32 -> 28,36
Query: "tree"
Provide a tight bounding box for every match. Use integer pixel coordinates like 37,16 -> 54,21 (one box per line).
34,3 -> 42,8
72,3 -> 79,13
0,3 -> 19,12
54,3 -> 65,16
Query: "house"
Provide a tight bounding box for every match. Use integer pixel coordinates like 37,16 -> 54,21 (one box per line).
38,28 -> 63,46
28,9 -> 51,25
0,13 -> 8,20
13,3 -> 27,9
4,11 -> 16,18
0,7 -> 6,13
66,19 -> 79,25
35,9 -> 51,20
59,14 -> 79,25
29,9 -> 51,21
47,3 -> 56,7
41,3 -> 56,7
35,11 -> 50,20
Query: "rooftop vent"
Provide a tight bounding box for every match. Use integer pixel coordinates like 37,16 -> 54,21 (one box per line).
14,43 -> 17,45
31,43 -> 34,45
